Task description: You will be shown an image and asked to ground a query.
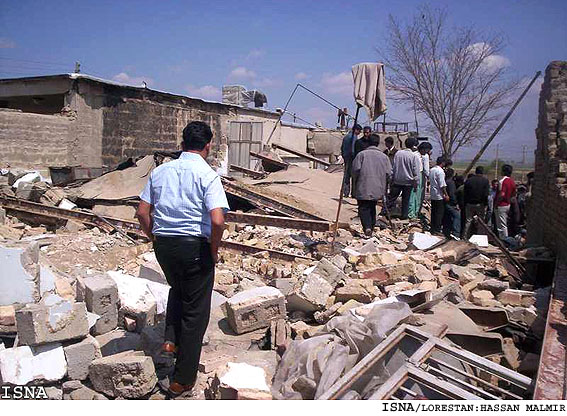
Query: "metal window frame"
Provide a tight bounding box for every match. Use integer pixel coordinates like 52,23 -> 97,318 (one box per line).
319,324 -> 533,400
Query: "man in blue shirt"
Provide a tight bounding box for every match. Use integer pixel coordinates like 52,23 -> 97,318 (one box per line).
341,124 -> 362,197
136,121 -> 229,397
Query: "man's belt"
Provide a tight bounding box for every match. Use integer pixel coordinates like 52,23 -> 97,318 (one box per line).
154,235 -> 208,242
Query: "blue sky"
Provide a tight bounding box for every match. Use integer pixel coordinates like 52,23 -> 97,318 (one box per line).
1,0 -> 566,162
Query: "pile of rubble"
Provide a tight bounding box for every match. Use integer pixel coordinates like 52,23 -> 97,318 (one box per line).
0,165 -> 554,400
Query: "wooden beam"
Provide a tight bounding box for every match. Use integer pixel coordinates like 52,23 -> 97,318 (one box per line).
249,151 -> 289,171
225,211 -> 334,232
474,215 -> 527,282
222,178 -> 327,221
229,164 -> 265,179
220,240 -> 313,262
272,143 -> 330,167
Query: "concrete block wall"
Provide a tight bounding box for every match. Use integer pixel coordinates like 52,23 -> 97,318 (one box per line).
0,109 -> 73,169
527,61 -> 567,261
0,75 -> 280,171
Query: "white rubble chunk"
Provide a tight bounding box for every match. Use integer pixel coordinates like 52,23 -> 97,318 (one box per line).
58,199 -> 77,210
409,232 -> 442,250
12,171 -> 41,189
0,343 -> 67,385
39,265 -> 57,295
146,280 -> 170,315
219,362 -> 270,392
469,235 -> 489,247
107,271 -> 157,329
87,312 -> 100,330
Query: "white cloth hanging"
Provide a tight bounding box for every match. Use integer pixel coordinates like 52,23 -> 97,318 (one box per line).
352,62 -> 387,121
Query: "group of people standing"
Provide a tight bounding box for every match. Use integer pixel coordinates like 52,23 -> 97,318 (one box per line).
341,126 -> 520,243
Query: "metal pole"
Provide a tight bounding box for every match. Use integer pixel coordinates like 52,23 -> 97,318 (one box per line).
495,144 -> 499,180
331,104 -> 361,248
463,71 -> 541,176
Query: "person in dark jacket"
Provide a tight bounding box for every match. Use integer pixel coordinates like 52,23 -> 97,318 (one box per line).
352,134 -> 392,237
340,124 -> 362,197
383,136 -> 398,165
442,168 -> 460,238
354,126 -> 372,157
454,175 -> 465,237
462,166 -> 490,239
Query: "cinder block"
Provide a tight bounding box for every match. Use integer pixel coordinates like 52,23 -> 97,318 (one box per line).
63,335 -> 102,380
224,287 -> 286,334
80,274 -> 118,335
95,329 -> 142,356
286,274 -> 333,313
16,300 -> 89,346
89,351 -> 157,399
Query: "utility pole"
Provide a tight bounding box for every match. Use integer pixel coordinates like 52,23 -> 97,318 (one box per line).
495,144 -> 500,180
463,71 -> 541,176
522,145 -> 527,166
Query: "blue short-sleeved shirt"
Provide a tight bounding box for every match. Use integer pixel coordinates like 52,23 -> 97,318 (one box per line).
140,152 -> 230,238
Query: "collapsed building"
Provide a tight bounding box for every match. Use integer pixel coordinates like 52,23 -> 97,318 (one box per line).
0,73 -> 313,173
0,61 -> 566,400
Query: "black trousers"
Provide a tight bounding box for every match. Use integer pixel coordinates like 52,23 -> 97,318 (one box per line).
388,184 -> 413,219
431,200 -> 445,234
358,200 -> 377,231
154,236 -> 214,386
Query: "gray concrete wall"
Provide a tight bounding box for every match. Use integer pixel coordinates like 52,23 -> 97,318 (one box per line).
0,75 -> 280,170
0,109 -> 73,169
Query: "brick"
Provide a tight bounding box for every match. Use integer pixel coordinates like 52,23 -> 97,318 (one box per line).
497,289 -> 535,307
15,300 -> 89,346
224,286 -> 286,334
359,262 -> 416,284
334,279 -> 377,303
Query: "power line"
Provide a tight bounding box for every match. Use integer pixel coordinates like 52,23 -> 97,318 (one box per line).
0,56 -> 72,68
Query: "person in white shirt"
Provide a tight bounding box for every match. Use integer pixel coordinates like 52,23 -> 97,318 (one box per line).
417,142 -> 432,216
429,156 -> 451,234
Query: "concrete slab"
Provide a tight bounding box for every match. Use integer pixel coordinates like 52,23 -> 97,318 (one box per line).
0,242 -> 40,305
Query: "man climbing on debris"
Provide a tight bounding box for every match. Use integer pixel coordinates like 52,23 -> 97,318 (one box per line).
341,124 -> 362,197
351,133 -> 392,237
136,121 -> 229,397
